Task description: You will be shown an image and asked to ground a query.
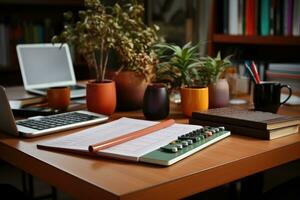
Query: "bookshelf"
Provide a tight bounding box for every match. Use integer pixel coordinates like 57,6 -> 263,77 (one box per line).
208,0 -> 300,62
0,0 -> 84,86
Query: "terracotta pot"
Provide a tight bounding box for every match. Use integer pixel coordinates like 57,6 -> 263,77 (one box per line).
113,71 -> 147,111
180,87 -> 209,117
47,87 -> 70,110
86,81 -> 116,115
208,79 -> 229,108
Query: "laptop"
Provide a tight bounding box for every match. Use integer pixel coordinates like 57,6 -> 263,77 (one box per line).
0,86 -> 108,138
16,43 -> 86,98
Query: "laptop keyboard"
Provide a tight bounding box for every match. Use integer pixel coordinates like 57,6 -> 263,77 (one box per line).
17,112 -> 99,130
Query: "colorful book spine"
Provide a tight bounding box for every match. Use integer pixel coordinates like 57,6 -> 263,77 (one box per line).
260,0 -> 270,36
245,0 -> 255,35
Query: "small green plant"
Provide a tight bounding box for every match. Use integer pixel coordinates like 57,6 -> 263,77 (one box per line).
154,42 -> 203,89
198,52 -> 232,86
52,0 -> 159,83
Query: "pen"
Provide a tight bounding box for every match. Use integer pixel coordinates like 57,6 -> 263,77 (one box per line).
250,61 -> 261,84
244,61 -> 258,84
88,119 -> 176,153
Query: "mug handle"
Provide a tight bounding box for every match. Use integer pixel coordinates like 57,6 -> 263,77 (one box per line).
280,84 -> 292,105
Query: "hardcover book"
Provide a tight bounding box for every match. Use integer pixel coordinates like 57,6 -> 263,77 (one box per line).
190,107 -> 300,140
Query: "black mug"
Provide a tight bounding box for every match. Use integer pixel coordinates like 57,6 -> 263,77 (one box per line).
253,81 -> 292,113
143,83 -> 169,120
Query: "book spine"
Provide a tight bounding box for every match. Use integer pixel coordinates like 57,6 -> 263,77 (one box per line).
223,0 -> 229,34
269,0 -> 276,35
283,0 -> 291,35
245,0 -> 255,35
0,23 -> 10,67
266,70 -> 300,79
238,0 -> 245,35
229,0 -> 239,35
293,0 -> 300,36
260,0 -> 270,36
274,0 -> 283,35
287,0 -> 294,36
189,118 -> 270,139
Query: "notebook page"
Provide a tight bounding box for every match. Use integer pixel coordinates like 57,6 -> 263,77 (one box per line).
38,117 -> 203,161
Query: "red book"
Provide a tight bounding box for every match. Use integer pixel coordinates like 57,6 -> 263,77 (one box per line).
245,0 -> 255,35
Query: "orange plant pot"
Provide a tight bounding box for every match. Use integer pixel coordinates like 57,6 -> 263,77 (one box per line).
86,81 -> 116,115
47,87 -> 70,110
180,87 -> 209,117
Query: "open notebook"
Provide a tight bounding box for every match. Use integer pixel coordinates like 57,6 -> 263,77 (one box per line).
37,117 -> 230,165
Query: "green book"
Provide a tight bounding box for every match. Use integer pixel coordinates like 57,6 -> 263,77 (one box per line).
260,0 -> 270,35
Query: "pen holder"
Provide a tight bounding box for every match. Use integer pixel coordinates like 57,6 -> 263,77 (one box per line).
143,83 -> 169,120
47,87 -> 70,110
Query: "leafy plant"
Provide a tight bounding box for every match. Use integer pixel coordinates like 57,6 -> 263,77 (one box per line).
197,52 -> 232,86
112,2 -> 160,82
52,0 -> 159,83
154,42 -> 203,89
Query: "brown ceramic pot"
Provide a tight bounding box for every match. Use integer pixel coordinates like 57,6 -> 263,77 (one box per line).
113,71 -> 147,111
208,79 -> 230,108
86,80 -> 116,115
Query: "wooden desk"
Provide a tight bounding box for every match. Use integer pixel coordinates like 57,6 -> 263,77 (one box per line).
1,87 -> 300,200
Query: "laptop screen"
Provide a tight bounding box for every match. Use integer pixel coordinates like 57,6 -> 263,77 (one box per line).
17,44 -> 76,89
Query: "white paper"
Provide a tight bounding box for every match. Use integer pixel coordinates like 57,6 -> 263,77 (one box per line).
38,117 -> 203,161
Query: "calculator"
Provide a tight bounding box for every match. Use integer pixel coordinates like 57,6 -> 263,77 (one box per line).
140,126 -> 230,166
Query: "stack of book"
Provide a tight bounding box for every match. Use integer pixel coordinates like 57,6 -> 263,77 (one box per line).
218,0 -> 300,36
266,63 -> 300,93
190,107 -> 300,140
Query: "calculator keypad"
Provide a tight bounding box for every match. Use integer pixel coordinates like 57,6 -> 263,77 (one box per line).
161,126 -> 226,153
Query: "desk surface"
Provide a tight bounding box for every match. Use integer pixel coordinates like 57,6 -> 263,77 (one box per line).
1,86 -> 300,200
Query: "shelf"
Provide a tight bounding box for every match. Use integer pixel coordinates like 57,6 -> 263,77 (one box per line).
212,34 -> 300,46
0,0 -> 83,6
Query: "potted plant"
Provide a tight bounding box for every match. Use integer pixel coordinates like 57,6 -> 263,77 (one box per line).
155,42 -> 208,117
109,1 -> 160,110
52,0 -> 161,114
199,52 -> 232,108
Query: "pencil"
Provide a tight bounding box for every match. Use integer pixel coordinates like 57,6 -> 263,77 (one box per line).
88,119 -> 175,153
244,61 -> 258,84
250,61 -> 261,84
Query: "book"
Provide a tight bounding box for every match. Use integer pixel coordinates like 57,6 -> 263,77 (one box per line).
229,0 -> 239,35
191,107 -> 300,131
37,117 -> 231,165
245,0 -> 255,35
268,63 -> 300,74
274,0 -> 283,35
238,0 -> 245,35
223,0 -> 229,34
283,0 -> 293,36
190,118 -> 299,140
9,96 -> 46,108
293,0 -> 300,36
260,0 -> 270,36
266,70 -> 300,93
